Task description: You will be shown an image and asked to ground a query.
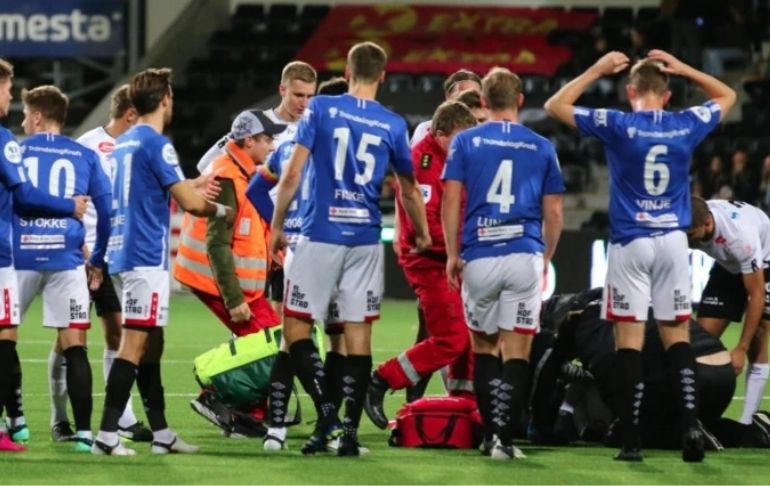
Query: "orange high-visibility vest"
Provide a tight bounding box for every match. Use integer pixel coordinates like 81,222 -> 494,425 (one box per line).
174,141 -> 269,301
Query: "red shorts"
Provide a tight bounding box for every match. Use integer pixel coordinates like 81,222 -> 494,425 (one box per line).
193,290 -> 280,336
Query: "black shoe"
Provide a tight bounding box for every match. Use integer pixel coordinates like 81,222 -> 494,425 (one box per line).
301,422 -> 342,455
51,421 -> 76,442
479,437 -> 496,456
405,375 -> 430,403
682,427 -> 705,463
614,446 -> 643,462
552,411 -> 580,444
226,418 -> 267,439
337,434 -> 360,457
118,421 -> 153,442
364,372 -> 389,430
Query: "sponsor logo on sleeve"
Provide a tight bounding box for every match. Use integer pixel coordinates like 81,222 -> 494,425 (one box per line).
161,143 -> 179,165
593,109 -> 607,127
4,140 -> 21,164
689,106 -> 712,124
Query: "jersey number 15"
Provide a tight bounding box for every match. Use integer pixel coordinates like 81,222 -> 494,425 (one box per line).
333,127 -> 381,185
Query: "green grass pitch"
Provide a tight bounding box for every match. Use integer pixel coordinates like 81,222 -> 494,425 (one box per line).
2,295 -> 769,484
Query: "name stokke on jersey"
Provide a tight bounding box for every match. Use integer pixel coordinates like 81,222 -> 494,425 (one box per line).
574,102 -> 721,244
76,126 -> 116,252
0,127 -> 24,268
442,121 -> 565,262
13,133 -> 111,271
262,140 -> 313,248
692,200 -> 770,274
295,94 -> 412,245
108,124 -> 184,274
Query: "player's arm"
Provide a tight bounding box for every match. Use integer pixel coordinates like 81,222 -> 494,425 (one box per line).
441,180 -> 463,289
542,194 -> 564,267
12,182 -> 87,220
544,51 -> 630,128
245,166 -> 278,222
206,179 -> 251,322
647,49 -> 736,121
169,180 -> 234,223
396,171 -> 431,252
733,269 -> 765,374
392,208 -> 401,257
271,144 -> 309,258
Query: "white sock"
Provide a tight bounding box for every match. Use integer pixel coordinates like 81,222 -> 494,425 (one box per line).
153,428 -> 174,444
740,363 -> 770,424
266,427 -> 287,441
8,416 -> 25,428
48,349 -> 69,426
96,430 -> 118,445
105,349 -> 139,429
76,430 -> 93,440
559,401 -> 575,414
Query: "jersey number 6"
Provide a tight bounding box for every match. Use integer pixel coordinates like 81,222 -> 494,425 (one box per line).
644,144 -> 670,196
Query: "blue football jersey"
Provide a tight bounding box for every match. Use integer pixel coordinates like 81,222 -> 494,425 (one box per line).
294,94 -> 412,245
108,124 -> 184,273
267,141 -> 316,249
574,102 -> 720,244
0,128 -> 23,268
13,133 -> 110,271
442,121 -> 565,262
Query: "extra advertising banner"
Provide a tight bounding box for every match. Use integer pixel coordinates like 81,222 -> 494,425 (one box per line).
298,5 -> 598,76
384,230 -> 716,302
0,0 -> 125,58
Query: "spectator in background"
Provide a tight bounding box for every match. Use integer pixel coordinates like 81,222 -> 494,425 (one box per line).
729,149 -> 759,204
697,154 -> 731,199
629,26 -> 650,63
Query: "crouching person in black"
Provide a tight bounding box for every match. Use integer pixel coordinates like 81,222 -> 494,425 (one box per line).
528,288 -> 770,449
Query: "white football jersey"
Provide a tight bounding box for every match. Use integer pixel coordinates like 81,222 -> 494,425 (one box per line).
195,108 -> 297,174
410,119 -> 431,147
693,200 -> 770,274
76,126 -> 116,252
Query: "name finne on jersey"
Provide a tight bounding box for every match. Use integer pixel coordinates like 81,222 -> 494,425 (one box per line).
0,9 -> 119,43
334,188 -> 365,202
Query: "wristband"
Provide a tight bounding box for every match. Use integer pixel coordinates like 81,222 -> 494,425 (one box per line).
214,203 -> 227,218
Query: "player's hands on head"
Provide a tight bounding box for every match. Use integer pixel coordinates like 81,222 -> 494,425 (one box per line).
591,51 -> 630,76
194,170 -> 222,201
270,229 -> 288,263
730,347 -> 747,375
85,262 -> 103,291
229,302 -> 252,323
446,254 -> 463,290
71,195 -> 91,221
646,49 -> 688,76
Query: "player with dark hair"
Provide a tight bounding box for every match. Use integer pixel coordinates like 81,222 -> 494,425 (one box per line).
443,67 -> 564,460
271,41 -> 431,456
688,196 -> 770,423
365,100 -> 478,429
0,60 -> 90,452
411,69 -> 482,146
546,50 -> 736,462
92,68 -> 234,456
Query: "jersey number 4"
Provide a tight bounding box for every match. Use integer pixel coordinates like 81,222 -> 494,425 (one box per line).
487,159 -> 515,213
22,157 -> 76,198
333,127 -> 381,185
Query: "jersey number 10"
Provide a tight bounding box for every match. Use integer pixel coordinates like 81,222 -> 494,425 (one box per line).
22,157 -> 76,198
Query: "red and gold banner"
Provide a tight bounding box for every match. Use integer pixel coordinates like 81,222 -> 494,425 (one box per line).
297,6 -> 596,77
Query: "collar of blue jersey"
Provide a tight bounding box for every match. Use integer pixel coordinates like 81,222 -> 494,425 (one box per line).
224,139 -> 257,180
